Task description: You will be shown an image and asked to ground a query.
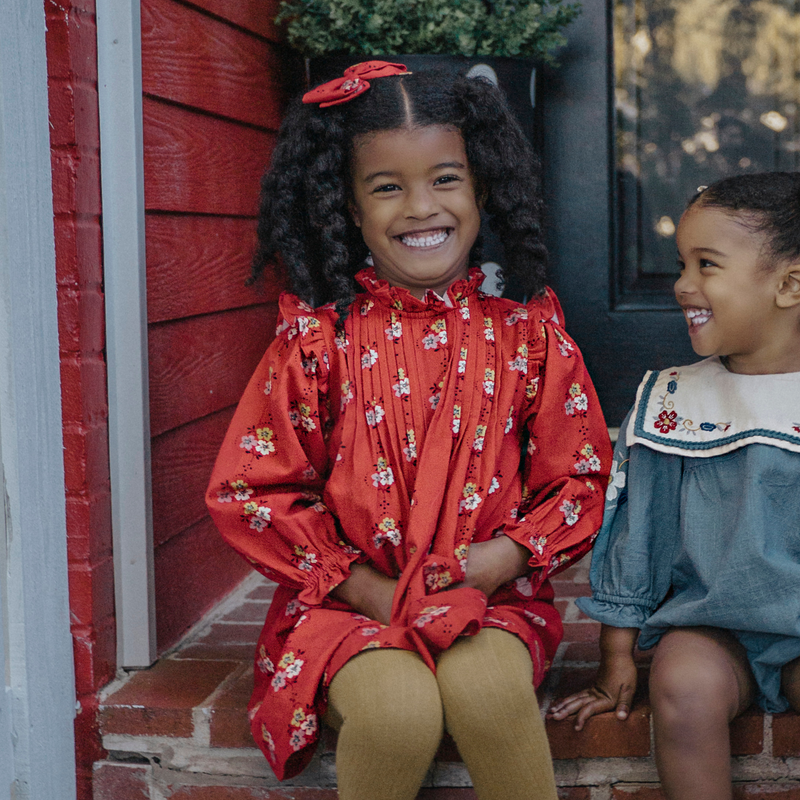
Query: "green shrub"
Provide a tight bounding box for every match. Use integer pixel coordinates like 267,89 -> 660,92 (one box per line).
276,0 -> 581,61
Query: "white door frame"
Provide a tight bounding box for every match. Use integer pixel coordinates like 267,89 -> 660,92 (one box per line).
0,0 -> 77,796
96,0 -> 157,668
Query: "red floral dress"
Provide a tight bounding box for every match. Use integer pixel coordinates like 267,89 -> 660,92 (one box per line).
206,268 -> 611,779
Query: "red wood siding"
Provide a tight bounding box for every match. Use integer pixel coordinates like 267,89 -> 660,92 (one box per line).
142,0 -> 299,652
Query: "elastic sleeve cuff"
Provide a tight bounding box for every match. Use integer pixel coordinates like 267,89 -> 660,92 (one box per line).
575,596 -> 651,629
295,550 -> 360,607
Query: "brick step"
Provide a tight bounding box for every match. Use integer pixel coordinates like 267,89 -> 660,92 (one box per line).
95,568 -> 800,799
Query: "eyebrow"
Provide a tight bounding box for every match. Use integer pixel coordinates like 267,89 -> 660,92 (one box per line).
690,246 -> 728,257
362,161 -> 467,184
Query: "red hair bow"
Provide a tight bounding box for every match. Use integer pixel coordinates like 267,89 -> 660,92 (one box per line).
302,61 -> 410,108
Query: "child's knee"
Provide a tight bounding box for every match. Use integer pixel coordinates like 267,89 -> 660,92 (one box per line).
650,657 -> 733,725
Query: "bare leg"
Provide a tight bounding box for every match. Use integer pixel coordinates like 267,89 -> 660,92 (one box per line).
649,627 -> 756,800
781,654 -> 800,712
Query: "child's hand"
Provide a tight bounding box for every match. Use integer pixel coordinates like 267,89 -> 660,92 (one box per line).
331,563 -> 397,625
547,625 -> 639,730
547,654 -> 638,730
463,536 -> 530,598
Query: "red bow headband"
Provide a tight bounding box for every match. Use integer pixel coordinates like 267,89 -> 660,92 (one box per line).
302,61 -> 410,108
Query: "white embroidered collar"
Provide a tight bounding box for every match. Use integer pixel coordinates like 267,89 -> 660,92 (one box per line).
626,356 -> 800,457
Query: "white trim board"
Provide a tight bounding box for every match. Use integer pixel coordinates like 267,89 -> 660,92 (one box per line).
0,0 -> 77,795
97,0 -> 157,667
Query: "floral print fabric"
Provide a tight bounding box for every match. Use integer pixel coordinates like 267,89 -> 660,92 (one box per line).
206,268 -> 611,779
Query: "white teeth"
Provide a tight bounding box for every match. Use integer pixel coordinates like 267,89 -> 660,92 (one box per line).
400,230 -> 449,248
686,308 -> 712,326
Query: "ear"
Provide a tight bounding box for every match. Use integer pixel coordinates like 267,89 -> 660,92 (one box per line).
776,267 -> 800,309
348,200 -> 361,228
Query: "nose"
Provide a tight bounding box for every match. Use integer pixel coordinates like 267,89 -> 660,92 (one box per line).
673,268 -> 693,300
403,185 -> 438,220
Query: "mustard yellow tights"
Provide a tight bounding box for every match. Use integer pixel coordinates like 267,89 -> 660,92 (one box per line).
324,627 -> 557,800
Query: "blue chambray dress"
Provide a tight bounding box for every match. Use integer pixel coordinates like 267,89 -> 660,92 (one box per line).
578,358 -> 800,712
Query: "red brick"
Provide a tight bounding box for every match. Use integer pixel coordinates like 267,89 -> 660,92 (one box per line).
734,785 -> 800,799
93,761 -> 151,800
65,490 -> 112,562
556,790 -> 591,800
555,599 -> 570,618
773,712 -> 800,757
72,617 -> 116,694
730,705 -> 764,756
62,422 -> 110,494
550,581 -> 593,598
54,215 -> 103,287
167,789 -> 338,799
68,557 -> 115,626
57,285 -> 105,353
247,581 -> 277,601
74,693 -> 106,787
220,601 -> 271,624
45,9 -> 98,83
51,150 -> 101,216
175,622 -> 263,661
612,787 -> 664,799
560,620 -> 601,643
100,659 -> 239,738
208,666 -> 255,748
47,79 -> 99,151
60,354 -> 108,425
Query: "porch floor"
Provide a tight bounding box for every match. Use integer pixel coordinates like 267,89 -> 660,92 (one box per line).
95,563 -> 800,799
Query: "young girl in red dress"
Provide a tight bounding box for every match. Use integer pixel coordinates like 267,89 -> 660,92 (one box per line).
206,62 -> 611,800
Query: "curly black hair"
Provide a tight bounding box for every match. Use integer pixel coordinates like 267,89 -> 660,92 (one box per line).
252,68 -> 547,315
688,172 -> 800,269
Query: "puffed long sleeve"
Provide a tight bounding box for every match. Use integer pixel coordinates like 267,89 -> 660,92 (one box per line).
576,411 -> 683,628
205,300 -> 358,606
500,320 -> 613,579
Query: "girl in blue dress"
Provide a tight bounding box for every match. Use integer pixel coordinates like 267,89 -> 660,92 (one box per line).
548,172 -> 800,799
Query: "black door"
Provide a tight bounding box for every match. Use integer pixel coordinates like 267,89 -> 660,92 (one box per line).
540,0 -> 800,425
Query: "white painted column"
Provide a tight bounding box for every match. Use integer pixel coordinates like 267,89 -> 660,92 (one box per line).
96,0 -> 157,667
0,0 -> 77,796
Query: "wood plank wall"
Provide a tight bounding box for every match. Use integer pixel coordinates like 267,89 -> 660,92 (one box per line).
140,0 -> 301,650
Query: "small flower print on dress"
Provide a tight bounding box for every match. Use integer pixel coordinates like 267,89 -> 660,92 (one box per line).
553,328 -> 575,357
454,543 -> 469,572
484,368 -> 495,396
271,652 -> 305,693
216,485 -> 234,503
392,368 -> 410,398
473,424 -> 487,452
372,517 -> 402,548
524,609 -> 548,626
289,403 -> 317,432
452,405 -> 461,435
514,575 -> 534,597
335,329 -> 349,351
505,408 -> 515,434
508,344 -> 528,374
341,380 -> 354,412
526,376 -> 540,400
505,308 -> 528,325
459,300 -> 470,320
257,645 -> 275,673
559,498 -> 581,526
414,605 -> 451,628
365,400 -> 385,427
361,348 -> 379,369
243,501 -> 272,531
292,545 -> 318,572
385,314 -> 402,341
371,457 -> 395,490
423,319 -> 447,350
295,316 -> 321,338
564,383 -> 589,417
483,318 -> 495,341
261,725 -> 277,761
424,562 -> 454,590
528,534 -> 547,556
285,599 -> 309,617
403,429 -> 417,462
360,300 -> 374,316
459,482 -> 482,513
488,476 -> 501,494
301,355 -> 318,376
458,347 -> 468,374
573,442 -> 602,474
264,366 -> 274,395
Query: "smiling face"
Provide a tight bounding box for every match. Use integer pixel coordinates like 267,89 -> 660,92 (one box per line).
349,125 -> 481,299
674,203 -> 800,374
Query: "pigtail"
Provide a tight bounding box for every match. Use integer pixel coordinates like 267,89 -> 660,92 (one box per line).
455,76 -> 548,299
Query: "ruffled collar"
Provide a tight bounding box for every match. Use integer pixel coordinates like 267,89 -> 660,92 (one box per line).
355,267 -> 484,312
627,356 -> 800,457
